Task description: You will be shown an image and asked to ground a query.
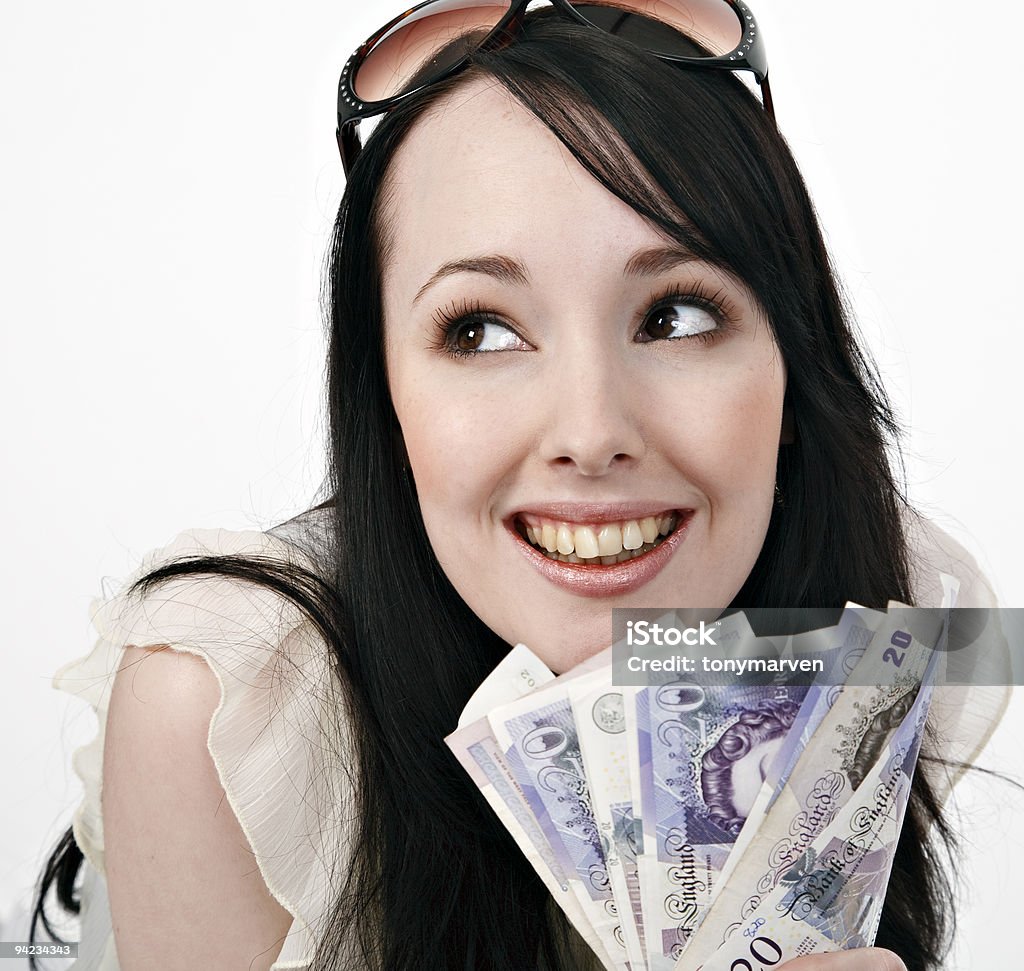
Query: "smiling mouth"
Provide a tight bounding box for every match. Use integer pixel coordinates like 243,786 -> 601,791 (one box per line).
512,511 -> 684,565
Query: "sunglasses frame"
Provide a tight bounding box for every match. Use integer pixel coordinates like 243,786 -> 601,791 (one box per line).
336,0 -> 773,174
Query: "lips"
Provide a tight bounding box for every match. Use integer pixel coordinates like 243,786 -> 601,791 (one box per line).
512,511 -> 680,563
508,501 -> 683,524
505,508 -> 694,598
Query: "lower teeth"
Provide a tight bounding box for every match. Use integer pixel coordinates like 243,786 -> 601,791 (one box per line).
537,535 -> 667,564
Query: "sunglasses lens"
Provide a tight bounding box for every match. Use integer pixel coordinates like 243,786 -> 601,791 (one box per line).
572,0 -> 743,57
353,1 -> 512,103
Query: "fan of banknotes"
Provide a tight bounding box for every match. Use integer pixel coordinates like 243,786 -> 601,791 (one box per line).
446,597 -> 951,971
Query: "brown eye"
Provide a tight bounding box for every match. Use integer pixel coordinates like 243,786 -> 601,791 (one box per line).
640,301 -> 718,342
455,324 -> 485,352
443,317 -> 528,356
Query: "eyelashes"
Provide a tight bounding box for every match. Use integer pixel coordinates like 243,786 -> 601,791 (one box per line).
429,298 -> 524,358
637,281 -> 738,342
428,281 -> 740,360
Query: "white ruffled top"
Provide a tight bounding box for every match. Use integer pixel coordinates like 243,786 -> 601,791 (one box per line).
50,511 -> 1010,969
52,519 -> 357,970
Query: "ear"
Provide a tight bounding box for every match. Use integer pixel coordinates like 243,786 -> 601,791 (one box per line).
779,400 -> 795,446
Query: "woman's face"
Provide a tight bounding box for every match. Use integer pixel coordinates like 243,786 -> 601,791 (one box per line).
382,79 -> 787,673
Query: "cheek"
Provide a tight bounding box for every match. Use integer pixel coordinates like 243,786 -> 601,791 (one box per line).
655,358 -> 785,496
390,368 -> 519,522
723,375 -> 785,472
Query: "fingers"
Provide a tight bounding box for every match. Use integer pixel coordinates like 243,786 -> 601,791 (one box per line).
779,948 -> 908,971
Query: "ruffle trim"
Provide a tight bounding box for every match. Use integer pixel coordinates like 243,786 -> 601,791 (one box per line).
904,510 -> 1011,804
52,527 -> 358,970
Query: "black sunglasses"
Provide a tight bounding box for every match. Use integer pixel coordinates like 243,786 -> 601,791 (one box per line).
336,0 -> 773,175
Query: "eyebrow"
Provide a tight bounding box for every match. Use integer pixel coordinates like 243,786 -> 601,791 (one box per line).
622,244 -> 701,277
413,255 -> 530,306
411,244 -> 701,306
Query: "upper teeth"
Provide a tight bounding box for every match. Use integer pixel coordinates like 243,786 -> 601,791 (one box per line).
520,513 -> 678,558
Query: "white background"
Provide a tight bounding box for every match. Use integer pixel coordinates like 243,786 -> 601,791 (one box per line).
1,1 -> 1020,966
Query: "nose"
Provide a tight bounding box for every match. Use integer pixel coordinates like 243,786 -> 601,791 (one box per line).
536,340 -> 647,476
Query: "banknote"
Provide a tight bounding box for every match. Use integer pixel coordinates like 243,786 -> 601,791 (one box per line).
489,684 -> 631,970
677,607 -> 939,967
760,606 -> 886,808
696,647 -> 937,970
456,642 -> 556,729
445,715 -> 617,969
634,683 -> 810,970
629,614 -> 815,971
571,669 -> 648,969
450,642 -> 629,969
713,606 -> 887,894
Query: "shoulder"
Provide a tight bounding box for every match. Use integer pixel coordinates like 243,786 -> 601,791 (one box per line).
85,514 -> 347,773
901,505 -> 998,608
900,506 -> 1010,802
104,643 -> 296,969
80,516 -> 335,691
54,511 -> 352,967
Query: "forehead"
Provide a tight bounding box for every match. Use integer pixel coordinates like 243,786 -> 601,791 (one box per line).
380,77 -> 671,295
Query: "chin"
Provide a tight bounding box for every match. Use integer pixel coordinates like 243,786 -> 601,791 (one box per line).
515,624 -> 610,675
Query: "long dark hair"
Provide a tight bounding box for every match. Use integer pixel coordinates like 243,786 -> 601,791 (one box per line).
33,14 -> 958,970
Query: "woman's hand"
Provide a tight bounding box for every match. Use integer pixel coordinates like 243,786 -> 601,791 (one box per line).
780,948 -> 907,971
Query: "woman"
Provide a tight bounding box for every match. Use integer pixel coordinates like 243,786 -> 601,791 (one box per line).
33,3 -> 1006,970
